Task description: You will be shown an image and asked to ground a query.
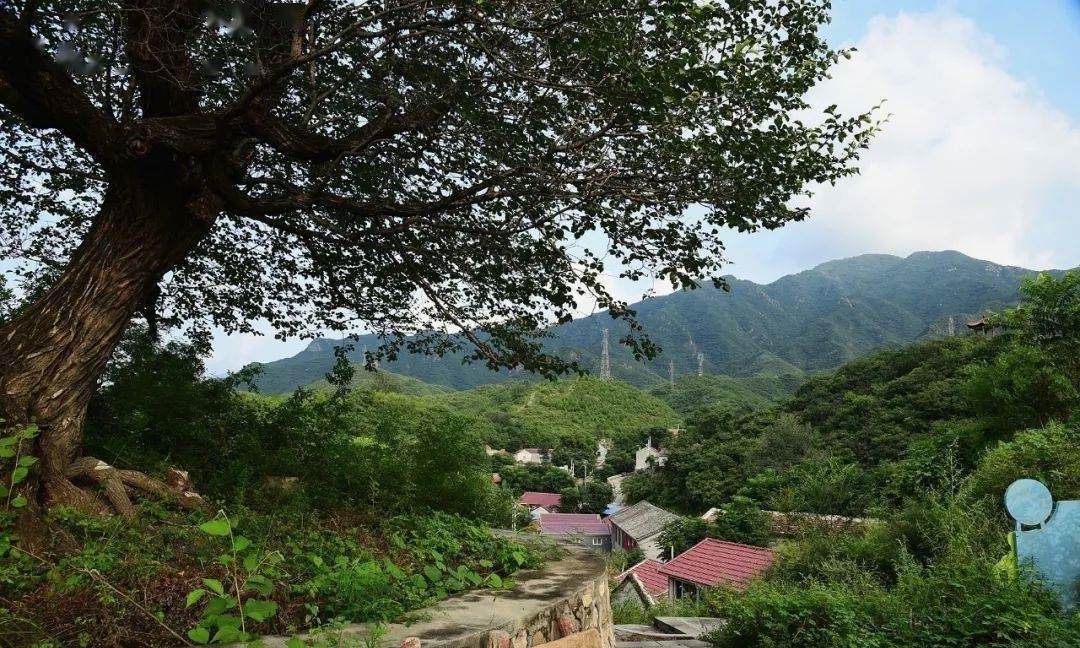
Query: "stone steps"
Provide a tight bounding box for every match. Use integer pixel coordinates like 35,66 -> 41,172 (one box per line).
613,616 -> 724,648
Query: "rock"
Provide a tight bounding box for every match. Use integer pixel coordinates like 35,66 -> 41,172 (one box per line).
487,630 -> 510,648
532,629 -> 602,648
400,637 -> 422,648
556,614 -> 578,637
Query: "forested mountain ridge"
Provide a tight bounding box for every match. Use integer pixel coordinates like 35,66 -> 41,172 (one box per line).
246,250 -> 1059,394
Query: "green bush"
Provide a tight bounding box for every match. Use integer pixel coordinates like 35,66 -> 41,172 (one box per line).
964,421 -> 1080,505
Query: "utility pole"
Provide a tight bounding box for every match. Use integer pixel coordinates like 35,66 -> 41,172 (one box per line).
697,352 -> 704,377
600,328 -> 612,380
669,360 -> 675,390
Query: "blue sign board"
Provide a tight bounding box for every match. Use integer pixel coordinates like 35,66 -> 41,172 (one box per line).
1006,478 -> 1080,613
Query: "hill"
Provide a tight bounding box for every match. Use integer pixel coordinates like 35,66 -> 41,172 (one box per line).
246,250 -> 1059,393
433,375 -> 682,450
302,367 -> 452,397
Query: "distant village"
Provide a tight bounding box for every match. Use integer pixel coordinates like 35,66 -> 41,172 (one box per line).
487,433 -> 866,613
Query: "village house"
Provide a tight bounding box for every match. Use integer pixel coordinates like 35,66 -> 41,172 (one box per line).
633,436 -> 666,471
519,491 -> 562,517
658,538 -> 774,599
538,513 -> 611,552
608,500 -> 681,560
514,447 -> 544,464
611,558 -> 668,610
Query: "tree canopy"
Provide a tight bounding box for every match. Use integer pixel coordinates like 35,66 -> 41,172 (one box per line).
1,0 -> 875,369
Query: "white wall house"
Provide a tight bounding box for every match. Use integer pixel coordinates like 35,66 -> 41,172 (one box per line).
514,448 -> 544,464
634,437 -> 665,472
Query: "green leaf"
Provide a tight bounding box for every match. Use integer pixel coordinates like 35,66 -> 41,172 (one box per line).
186,589 -> 207,608
204,595 -> 237,616
187,627 -> 210,644
384,559 -> 406,581
0,436 -> 17,447
487,573 -> 503,588
0,447 -> 13,458
10,495 -> 27,508
16,456 -> 37,468
212,614 -> 243,630
211,626 -> 243,643
199,519 -> 232,536
245,575 -> 273,596
243,598 -> 278,622
232,535 -> 251,552
202,578 -> 225,596
10,467 -> 28,484
243,553 -> 259,571
423,564 -> 442,583
478,559 -> 494,569
511,551 -> 526,566
287,638 -> 307,648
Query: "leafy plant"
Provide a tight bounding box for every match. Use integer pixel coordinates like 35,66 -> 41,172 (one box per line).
185,512 -> 283,644
0,422 -> 39,511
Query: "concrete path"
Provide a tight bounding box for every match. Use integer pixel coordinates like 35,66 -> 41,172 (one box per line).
613,616 -> 724,648
652,617 -> 724,638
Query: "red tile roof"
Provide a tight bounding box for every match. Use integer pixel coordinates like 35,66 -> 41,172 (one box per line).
617,558 -> 668,602
658,538 -> 774,590
520,492 -> 562,508
539,513 -> 610,536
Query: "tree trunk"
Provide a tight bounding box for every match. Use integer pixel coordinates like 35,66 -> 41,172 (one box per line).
0,170 -> 215,527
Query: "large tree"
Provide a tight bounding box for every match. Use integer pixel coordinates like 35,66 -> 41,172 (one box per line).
0,1 -> 876,521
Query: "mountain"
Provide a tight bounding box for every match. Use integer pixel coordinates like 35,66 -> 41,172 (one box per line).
245,250 -> 1061,394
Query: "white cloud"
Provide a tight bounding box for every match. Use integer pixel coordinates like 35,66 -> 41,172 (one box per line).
798,10 -> 1080,270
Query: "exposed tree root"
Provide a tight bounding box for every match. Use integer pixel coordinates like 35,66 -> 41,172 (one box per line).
62,457 -> 204,518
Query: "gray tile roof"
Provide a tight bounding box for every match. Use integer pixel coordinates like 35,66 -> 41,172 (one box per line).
609,500 -> 681,542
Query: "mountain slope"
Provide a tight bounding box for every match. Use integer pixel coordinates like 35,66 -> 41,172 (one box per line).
246,250 -> 1061,393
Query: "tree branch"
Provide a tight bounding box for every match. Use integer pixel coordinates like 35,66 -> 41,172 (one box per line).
0,8 -> 123,166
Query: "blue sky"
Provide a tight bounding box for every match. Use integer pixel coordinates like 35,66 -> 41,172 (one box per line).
202,1 -> 1080,374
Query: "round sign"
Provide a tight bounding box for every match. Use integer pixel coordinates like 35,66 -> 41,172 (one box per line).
1005,479 -> 1054,526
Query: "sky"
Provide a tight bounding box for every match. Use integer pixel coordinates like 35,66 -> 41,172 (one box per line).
204,0 -> 1080,375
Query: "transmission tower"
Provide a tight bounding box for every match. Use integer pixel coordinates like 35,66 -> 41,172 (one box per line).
697,353 -> 704,377
600,328 -> 612,380
948,316 -> 955,337
669,360 -> 675,390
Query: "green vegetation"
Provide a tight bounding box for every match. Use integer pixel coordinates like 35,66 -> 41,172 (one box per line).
650,372 -> 804,418
0,328 -> 551,646
1,506 -> 537,647
631,271 -> 1080,647
435,376 -> 681,452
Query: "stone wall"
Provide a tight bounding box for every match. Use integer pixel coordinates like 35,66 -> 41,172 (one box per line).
230,545 -> 614,648
380,546 -> 614,648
